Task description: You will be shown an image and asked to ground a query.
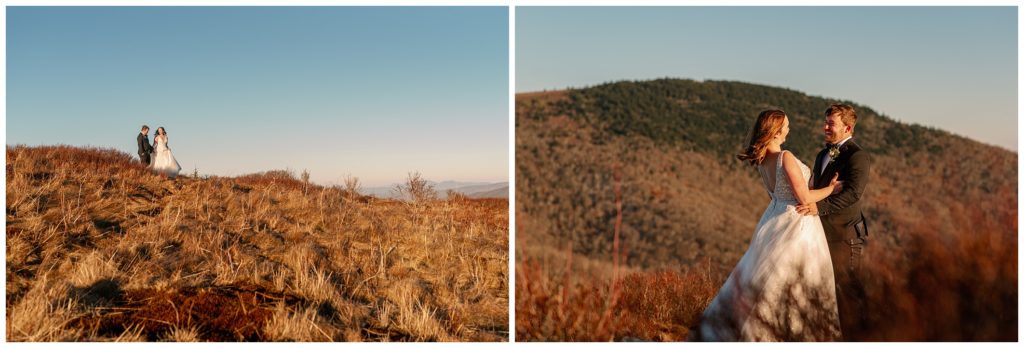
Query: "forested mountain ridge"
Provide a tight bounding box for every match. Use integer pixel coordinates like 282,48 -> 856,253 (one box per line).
516,78 -> 1015,270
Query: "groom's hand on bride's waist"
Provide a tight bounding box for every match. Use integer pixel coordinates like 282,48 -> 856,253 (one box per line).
796,203 -> 818,216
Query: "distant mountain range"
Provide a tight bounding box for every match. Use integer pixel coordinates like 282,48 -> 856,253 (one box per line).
362,181 -> 509,199
516,78 -> 1016,270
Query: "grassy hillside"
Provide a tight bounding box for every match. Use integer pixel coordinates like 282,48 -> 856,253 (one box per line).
515,79 -> 1017,341
6,145 -> 508,342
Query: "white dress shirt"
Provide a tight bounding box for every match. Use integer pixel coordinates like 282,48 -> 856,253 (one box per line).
821,136 -> 853,175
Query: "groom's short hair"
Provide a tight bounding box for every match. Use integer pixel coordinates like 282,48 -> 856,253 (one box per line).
825,104 -> 857,133
141,125 -> 149,131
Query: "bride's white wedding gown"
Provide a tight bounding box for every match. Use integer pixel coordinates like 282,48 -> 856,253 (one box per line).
149,135 -> 181,178
695,150 -> 840,341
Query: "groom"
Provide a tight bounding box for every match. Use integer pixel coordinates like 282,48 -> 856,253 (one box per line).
797,104 -> 871,341
137,125 -> 154,166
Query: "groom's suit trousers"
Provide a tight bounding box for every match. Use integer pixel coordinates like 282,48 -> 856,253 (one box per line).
828,237 -> 869,341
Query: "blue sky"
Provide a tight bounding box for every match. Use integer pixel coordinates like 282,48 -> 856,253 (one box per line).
517,6 -> 1017,151
7,7 -> 509,186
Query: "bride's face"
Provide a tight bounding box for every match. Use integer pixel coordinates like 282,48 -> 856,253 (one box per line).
776,117 -> 790,144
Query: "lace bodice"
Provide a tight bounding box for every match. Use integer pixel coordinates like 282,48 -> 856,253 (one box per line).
154,135 -> 169,151
759,150 -> 810,204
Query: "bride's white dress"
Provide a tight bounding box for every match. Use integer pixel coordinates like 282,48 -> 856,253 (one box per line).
695,150 -> 840,341
149,135 -> 181,178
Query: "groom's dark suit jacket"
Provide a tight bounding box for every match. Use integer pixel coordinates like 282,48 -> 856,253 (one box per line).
812,139 -> 871,242
137,133 -> 153,155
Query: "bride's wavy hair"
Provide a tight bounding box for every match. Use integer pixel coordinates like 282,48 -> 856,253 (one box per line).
156,127 -> 166,136
737,109 -> 787,166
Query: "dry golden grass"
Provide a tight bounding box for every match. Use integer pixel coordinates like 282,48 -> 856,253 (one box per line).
516,252 -> 720,342
6,145 -> 508,342
515,188 -> 721,342
517,208 -> 1017,342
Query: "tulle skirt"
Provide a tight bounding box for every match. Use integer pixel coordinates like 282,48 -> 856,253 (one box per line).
150,148 -> 181,178
694,200 -> 841,341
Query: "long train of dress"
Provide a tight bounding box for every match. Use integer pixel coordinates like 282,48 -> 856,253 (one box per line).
149,136 -> 181,178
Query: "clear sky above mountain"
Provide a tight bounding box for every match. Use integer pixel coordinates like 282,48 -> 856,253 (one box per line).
8,6 -> 509,186
517,6 -> 1017,151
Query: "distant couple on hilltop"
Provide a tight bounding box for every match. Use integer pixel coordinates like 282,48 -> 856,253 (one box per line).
136,125 -> 181,178
692,104 -> 871,342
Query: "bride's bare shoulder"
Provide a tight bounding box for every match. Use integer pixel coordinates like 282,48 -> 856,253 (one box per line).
780,150 -> 800,168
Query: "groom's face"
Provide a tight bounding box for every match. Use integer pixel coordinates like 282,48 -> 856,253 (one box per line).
823,114 -> 850,144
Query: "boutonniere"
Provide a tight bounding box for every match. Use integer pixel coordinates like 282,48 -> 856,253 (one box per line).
828,146 -> 841,164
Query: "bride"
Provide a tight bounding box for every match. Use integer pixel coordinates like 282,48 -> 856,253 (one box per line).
149,126 -> 181,178
691,110 -> 841,341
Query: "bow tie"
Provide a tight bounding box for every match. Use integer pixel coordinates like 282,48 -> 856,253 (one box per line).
824,143 -> 840,151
